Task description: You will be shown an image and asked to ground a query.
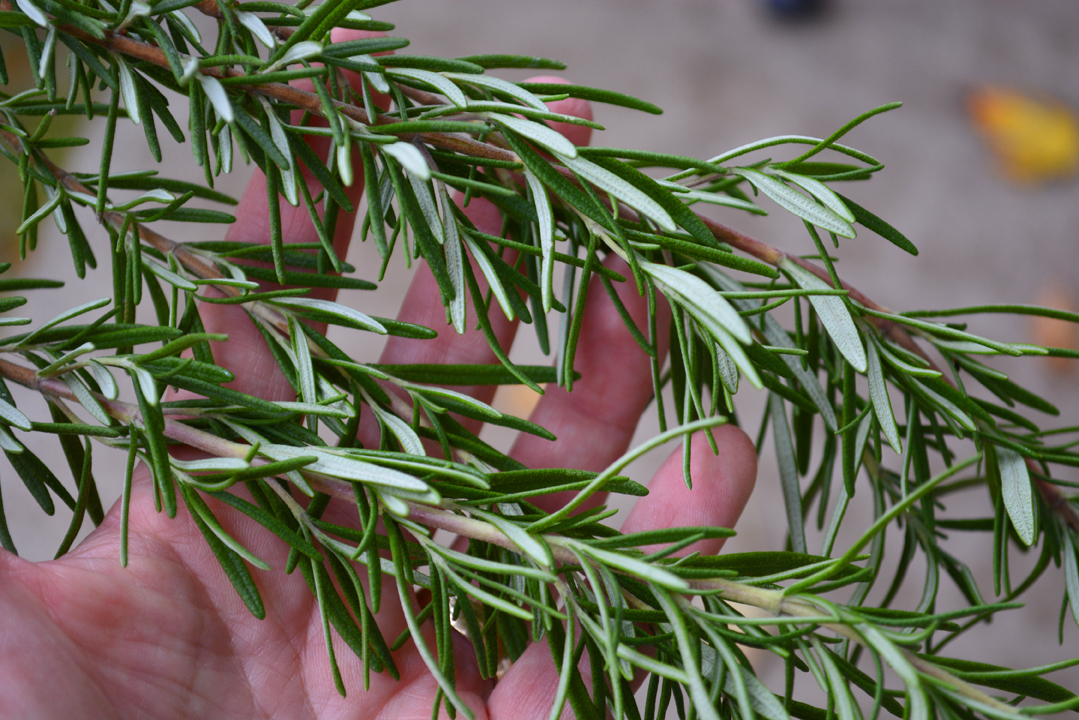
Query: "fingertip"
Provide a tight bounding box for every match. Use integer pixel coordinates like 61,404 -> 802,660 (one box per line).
291,28 -> 387,97
329,27 -> 386,44
718,422 -> 758,502
488,637 -> 589,720
621,424 -> 757,556
524,75 -> 590,118
524,75 -> 593,148
326,27 -> 392,109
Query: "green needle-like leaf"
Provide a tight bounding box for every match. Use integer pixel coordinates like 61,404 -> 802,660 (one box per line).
837,193 -> 918,255
643,262 -> 750,344
867,339 -> 902,454
770,169 -> 854,222
733,168 -> 855,238
183,485 -> 266,618
517,82 -> 662,115
770,393 -> 806,554
493,113 -> 578,159
0,396 -> 31,431
272,297 -> 387,334
997,447 -> 1036,546
386,518 -> 473,719
557,154 -> 676,232
781,259 -> 866,373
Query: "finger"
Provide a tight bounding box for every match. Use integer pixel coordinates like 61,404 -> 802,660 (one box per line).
621,424 -> 757,556
367,633 -> 491,720
488,427 -> 756,719
225,27 -> 388,268
488,635 -> 593,720
349,77 -> 598,687
363,77 -> 593,436
193,28 -> 381,401
509,255 -> 671,512
377,75 -> 591,377
349,191 -> 512,451
380,191 -> 515,370
526,75 -> 593,148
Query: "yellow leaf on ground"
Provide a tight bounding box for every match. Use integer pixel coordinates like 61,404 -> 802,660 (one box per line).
966,86 -> 1079,184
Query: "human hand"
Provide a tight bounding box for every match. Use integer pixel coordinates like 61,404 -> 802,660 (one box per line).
0,33 -> 757,719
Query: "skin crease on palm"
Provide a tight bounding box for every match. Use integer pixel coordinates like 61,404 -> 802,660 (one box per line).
0,30 -> 758,720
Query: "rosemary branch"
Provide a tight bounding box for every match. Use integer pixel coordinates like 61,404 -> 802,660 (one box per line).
4,21 -> 1073,535
0,351 -> 1017,714
0,0 -> 900,337
1,4 -> 1075,715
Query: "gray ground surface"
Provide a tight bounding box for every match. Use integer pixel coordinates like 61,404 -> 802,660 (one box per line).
3,0 -> 1077,701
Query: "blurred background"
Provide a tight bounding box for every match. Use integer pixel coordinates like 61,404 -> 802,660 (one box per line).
2,0 -> 1077,699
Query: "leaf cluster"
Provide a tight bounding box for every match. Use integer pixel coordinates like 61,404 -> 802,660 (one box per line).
0,0 -> 1077,718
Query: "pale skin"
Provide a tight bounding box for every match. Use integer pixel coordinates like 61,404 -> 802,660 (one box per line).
0,31 -> 758,719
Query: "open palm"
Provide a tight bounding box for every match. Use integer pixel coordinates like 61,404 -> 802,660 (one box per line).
0,35 -> 757,719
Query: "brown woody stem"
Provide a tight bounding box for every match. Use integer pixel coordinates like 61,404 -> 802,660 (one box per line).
0,358 -> 249,458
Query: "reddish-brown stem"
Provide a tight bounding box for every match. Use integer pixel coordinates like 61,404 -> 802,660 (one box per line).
1034,476 -> 1079,533
0,357 -> 133,420
35,148 -> 232,286
192,0 -> 295,41
0,126 -> 304,342
0,357 -> 254,458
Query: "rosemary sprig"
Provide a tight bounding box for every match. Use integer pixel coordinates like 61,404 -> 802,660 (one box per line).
0,0 -> 1076,717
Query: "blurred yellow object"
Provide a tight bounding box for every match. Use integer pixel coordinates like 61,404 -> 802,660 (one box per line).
966,86 -> 1079,184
